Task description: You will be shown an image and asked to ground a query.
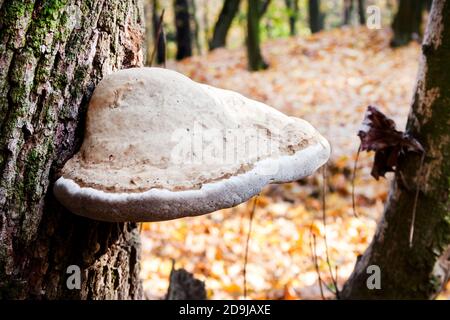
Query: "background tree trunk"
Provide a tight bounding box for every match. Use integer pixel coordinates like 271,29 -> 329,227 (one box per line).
209,0 -> 241,50
259,0 -> 272,16
174,0 -> 192,60
189,0 -> 202,55
247,0 -> 268,71
152,0 -> 166,65
342,0 -> 450,299
357,0 -> 366,25
343,0 -> 354,25
0,0 -> 144,299
391,0 -> 424,47
309,0 -> 324,33
285,0 -> 299,36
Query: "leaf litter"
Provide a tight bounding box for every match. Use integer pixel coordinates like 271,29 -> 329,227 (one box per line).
140,27 -> 449,299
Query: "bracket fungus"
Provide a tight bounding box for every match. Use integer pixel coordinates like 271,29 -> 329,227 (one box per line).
54,67 -> 330,222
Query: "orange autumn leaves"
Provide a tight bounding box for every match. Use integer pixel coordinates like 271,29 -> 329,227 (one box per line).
140,27 -> 423,299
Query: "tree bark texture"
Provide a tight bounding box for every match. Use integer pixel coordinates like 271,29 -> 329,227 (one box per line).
0,0 -> 144,299
174,0 -> 192,60
391,0 -> 424,47
342,0 -> 450,299
209,0 -> 240,50
166,266 -> 206,300
247,0 -> 268,71
189,0 -> 201,55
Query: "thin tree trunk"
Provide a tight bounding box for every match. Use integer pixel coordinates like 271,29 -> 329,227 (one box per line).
342,0 -> 450,299
247,0 -> 268,71
0,0 -> 144,299
285,0 -> 300,36
145,0 -> 153,65
152,0 -> 166,65
309,0 -> 324,33
203,0 -> 211,50
189,0 -> 201,55
259,0 -> 272,16
209,0 -> 241,50
174,0 -> 192,60
343,0 -> 354,25
357,0 -> 366,25
391,0 -> 424,47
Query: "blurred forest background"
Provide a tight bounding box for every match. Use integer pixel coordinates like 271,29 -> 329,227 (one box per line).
138,0 -> 448,299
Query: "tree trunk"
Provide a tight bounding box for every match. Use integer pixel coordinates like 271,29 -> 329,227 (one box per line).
309,0 -> 324,33
152,0 -> 166,65
391,0 -> 424,47
0,0 -> 144,299
209,0 -> 241,50
259,0 -> 272,17
342,0 -> 450,299
343,0 -> 354,25
357,0 -> 366,25
247,0 -> 268,71
189,0 -> 202,55
285,0 -> 299,36
166,265 -> 207,300
174,0 -> 192,60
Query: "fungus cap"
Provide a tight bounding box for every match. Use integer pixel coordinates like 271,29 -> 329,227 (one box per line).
54,67 -> 330,222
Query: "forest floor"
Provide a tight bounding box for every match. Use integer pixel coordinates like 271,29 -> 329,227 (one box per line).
140,26 -> 450,299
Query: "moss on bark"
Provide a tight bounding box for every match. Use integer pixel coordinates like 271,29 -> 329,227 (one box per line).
0,0 -> 144,299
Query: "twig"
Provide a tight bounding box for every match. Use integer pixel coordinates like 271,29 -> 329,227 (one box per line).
409,153 -> 425,248
321,164 -> 340,299
150,9 -> 166,67
308,228 -> 325,300
243,196 -> 258,299
351,144 -> 361,217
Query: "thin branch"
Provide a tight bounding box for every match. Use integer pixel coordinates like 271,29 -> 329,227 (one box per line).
351,144 -> 361,217
243,196 -> 258,299
321,164 -> 340,299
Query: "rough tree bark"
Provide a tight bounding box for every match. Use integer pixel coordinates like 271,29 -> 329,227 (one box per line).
209,0 -> 240,51
284,0 -> 299,36
308,0 -> 324,33
174,0 -> 192,60
247,0 -> 268,71
0,0 -> 144,299
166,264 -> 206,300
391,0 -> 424,47
342,0 -> 450,299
